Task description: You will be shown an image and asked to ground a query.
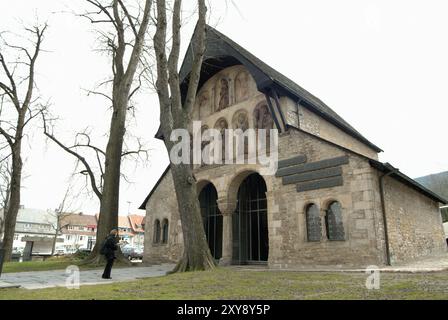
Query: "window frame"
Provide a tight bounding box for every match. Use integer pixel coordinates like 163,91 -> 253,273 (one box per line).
153,219 -> 161,244
161,219 -> 169,244
305,203 -> 322,242
325,201 -> 345,241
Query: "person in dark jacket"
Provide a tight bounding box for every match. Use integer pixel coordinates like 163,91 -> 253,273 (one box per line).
101,229 -> 118,279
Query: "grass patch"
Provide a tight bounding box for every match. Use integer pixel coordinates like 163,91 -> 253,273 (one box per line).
1,256 -> 132,273
1,268 -> 448,300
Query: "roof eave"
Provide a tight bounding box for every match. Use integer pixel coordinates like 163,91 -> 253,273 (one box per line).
139,165 -> 171,210
369,160 -> 448,204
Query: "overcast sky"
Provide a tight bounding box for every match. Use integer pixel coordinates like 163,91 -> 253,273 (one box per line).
0,0 -> 447,215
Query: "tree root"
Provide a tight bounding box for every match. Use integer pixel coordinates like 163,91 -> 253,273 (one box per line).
168,253 -> 217,274
79,254 -> 105,266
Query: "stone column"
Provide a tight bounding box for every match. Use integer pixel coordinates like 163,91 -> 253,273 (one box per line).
217,198 -> 235,266
321,208 -> 328,241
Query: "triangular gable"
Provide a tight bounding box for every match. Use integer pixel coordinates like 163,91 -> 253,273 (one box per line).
171,24 -> 382,153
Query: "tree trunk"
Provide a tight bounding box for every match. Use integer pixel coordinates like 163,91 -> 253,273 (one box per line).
2,146 -> 23,261
166,141 -> 216,272
83,93 -> 128,265
51,232 -> 58,256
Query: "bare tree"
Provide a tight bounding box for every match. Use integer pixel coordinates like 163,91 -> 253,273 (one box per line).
153,0 -> 216,272
46,176 -> 81,256
44,0 -> 152,264
0,157 -> 12,241
0,23 -> 47,261
0,157 -> 11,210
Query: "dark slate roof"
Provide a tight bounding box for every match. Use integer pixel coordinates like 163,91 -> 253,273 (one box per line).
369,160 -> 448,204
167,24 -> 382,152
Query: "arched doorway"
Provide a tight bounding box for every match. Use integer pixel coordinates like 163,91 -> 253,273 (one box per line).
232,173 -> 269,264
198,183 -> 223,260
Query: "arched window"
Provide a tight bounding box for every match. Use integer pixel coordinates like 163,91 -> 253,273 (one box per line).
153,219 -> 161,244
306,203 -> 321,242
162,219 -> 169,244
325,201 -> 345,241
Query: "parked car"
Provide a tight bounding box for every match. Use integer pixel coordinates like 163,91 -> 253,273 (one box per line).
54,249 -> 66,256
121,246 -> 143,261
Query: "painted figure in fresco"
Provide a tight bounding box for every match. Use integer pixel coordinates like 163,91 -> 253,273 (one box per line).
235,71 -> 249,103
254,103 -> 274,155
198,92 -> 210,118
218,78 -> 230,111
214,118 -> 228,160
254,104 -> 273,132
233,111 -> 249,131
232,111 -> 249,156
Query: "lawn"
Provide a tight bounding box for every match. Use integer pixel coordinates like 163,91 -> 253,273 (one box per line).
1,268 -> 448,300
1,256 -> 132,273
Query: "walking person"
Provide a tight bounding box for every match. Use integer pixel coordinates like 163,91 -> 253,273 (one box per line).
101,229 -> 119,279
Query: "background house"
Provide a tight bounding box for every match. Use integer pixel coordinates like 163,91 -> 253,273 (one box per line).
118,216 -> 134,246
2,208 -> 145,258
128,214 -> 145,251
59,213 -> 97,253
11,207 -> 61,259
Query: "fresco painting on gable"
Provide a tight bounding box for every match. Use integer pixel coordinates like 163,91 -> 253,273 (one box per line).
232,110 -> 250,156
235,70 -> 250,103
254,103 -> 274,132
195,66 -> 258,120
232,109 -> 249,131
214,118 -> 229,160
217,78 -> 230,112
198,91 -> 211,118
254,103 -> 274,152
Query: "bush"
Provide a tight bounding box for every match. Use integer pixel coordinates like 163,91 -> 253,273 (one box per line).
71,249 -> 91,260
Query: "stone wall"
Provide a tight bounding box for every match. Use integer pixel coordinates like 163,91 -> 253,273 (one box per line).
143,128 -> 388,267
143,171 -> 183,264
297,104 -> 379,160
382,175 -> 447,264
143,126 -> 447,267
267,129 -> 385,268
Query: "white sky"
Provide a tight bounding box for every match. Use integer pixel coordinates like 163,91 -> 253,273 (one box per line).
0,0 -> 447,215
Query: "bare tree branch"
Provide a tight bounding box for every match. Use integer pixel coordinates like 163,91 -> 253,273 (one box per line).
43,114 -> 103,201
184,0 -> 207,116
0,127 -> 14,147
82,0 -> 119,31
118,0 -> 138,37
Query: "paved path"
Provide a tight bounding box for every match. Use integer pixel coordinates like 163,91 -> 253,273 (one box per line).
0,264 -> 175,290
231,254 -> 448,273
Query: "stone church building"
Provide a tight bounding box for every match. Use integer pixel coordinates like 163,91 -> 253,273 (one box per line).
140,25 -> 447,268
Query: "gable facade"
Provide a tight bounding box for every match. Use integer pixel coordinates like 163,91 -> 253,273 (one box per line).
141,26 -> 447,268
